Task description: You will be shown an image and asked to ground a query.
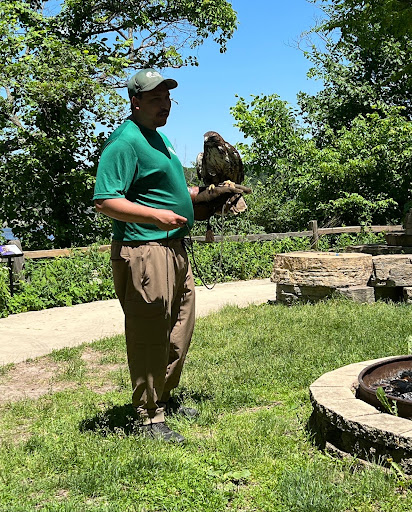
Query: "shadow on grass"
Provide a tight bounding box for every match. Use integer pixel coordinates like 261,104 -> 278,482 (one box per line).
79,390 -> 213,436
168,388 -> 214,412
79,404 -> 140,436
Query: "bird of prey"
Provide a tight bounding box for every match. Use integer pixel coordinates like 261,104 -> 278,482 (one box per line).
196,131 -> 247,216
196,131 -> 244,188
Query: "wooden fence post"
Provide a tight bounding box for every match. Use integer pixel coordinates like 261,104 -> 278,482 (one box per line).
309,220 -> 319,250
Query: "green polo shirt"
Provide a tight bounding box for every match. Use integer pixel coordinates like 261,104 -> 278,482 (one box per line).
93,119 -> 194,241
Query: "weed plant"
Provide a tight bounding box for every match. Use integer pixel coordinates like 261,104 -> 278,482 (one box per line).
1,301 -> 412,510
0,233 -> 384,317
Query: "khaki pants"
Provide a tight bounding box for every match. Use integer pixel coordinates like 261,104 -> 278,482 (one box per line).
111,239 -> 195,424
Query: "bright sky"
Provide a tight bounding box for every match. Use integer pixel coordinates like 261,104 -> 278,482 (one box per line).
156,0 -> 325,167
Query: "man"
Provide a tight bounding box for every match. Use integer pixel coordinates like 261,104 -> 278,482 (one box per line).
93,68 -> 247,443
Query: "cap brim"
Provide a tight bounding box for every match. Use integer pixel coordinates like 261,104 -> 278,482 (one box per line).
163,78 -> 178,90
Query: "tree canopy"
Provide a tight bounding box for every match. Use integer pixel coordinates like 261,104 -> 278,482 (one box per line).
2,0 -> 411,244
0,0 -> 237,249
299,0 -> 412,140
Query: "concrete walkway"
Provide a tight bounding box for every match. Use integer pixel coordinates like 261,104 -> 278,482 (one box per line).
0,279 -> 275,365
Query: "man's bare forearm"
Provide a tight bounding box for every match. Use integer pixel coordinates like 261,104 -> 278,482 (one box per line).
95,198 -> 159,223
94,198 -> 187,231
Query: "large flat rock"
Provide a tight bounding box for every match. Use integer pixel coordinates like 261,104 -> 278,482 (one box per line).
371,254 -> 412,287
271,251 -> 373,288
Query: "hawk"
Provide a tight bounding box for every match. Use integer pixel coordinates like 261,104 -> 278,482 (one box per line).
196,131 -> 244,188
196,131 -> 247,215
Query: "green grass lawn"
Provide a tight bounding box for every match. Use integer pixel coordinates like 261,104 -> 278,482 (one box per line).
2,300 -> 412,511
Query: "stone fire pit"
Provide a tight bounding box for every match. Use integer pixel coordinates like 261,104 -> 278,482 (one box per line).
358,355 -> 412,417
309,357 -> 412,473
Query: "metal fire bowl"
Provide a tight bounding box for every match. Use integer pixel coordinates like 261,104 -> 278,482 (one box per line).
358,355 -> 412,419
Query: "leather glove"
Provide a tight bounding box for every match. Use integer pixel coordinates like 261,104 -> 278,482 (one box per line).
191,184 -> 252,221
192,184 -> 251,204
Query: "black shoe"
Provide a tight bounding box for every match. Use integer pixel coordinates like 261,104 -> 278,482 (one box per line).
175,405 -> 199,419
140,422 -> 185,443
159,400 -> 199,419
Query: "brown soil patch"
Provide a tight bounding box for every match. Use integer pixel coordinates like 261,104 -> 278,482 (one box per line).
0,347 -> 127,405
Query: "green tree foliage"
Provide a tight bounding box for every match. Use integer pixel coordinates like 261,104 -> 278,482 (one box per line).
183,166 -> 198,186
231,94 -> 305,178
0,0 -> 237,249
231,96 -> 412,230
297,107 -> 412,226
299,0 -> 412,140
230,94 -> 311,232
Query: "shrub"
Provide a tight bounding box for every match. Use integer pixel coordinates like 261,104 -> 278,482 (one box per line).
2,246 -> 116,316
0,265 -> 11,318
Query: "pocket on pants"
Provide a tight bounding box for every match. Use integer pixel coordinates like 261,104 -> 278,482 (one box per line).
123,246 -> 147,302
124,297 -> 169,349
124,297 -> 166,319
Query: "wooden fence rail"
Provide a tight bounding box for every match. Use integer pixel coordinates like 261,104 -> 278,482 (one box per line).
20,223 -> 403,260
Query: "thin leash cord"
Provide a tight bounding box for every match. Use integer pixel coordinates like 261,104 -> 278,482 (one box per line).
165,232 -> 172,367
166,231 -> 170,321
185,203 -> 226,290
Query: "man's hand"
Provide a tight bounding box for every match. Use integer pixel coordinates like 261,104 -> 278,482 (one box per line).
153,209 -> 187,231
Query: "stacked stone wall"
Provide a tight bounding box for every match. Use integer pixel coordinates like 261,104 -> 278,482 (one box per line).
272,251 -> 412,304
